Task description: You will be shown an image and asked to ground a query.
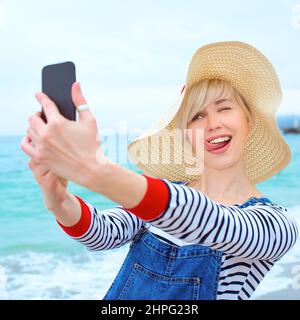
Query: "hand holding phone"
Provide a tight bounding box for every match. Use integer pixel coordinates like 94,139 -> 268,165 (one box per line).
41,61 -> 76,123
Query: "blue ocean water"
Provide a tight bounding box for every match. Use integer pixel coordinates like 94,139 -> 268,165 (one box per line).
0,134 -> 299,299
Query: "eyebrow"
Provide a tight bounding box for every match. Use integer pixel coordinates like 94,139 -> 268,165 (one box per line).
214,98 -> 232,105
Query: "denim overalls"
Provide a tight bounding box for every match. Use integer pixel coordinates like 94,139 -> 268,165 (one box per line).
103,223 -> 223,300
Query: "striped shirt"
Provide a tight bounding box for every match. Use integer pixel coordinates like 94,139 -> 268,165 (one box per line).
57,176 -> 298,300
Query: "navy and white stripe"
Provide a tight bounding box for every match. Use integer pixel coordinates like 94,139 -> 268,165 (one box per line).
65,179 -> 298,300
150,180 -> 298,262
72,204 -> 145,251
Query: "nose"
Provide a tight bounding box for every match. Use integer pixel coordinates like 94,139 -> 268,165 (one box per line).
206,114 -> 222,132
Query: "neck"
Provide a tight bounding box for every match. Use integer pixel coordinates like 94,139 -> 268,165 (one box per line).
193,163 -> 255,200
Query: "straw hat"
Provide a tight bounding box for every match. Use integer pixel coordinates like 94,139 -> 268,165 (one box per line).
127,41 -> 291,185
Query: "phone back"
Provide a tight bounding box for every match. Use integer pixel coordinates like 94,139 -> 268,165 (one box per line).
41,61 -> 76,123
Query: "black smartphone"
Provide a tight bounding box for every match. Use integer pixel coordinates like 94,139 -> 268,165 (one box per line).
41,61 -> 76,123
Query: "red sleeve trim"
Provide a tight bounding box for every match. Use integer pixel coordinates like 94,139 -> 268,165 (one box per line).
123,174 -> 170,221
56,195 -> 92,238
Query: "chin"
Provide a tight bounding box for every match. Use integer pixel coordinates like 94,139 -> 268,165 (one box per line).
205,156 -> 237,170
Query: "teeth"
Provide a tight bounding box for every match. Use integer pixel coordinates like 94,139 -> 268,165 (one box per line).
209,136 -> 231,144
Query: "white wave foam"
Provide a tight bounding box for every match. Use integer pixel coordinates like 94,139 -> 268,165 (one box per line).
0,247 -> 129,300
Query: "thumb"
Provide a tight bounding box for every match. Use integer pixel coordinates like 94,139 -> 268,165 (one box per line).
72,82 -> 93,121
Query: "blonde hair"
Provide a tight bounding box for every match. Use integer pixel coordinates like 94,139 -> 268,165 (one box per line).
175,79 -> 252,133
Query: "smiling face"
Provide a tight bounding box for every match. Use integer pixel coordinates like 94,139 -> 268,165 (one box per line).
176,79 -> 252,172
187,95 -> 251,170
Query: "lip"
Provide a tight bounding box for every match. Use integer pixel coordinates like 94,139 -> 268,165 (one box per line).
204,136 -> 232,154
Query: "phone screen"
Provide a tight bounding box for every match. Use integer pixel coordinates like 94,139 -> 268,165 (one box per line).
41,61 -> 76,123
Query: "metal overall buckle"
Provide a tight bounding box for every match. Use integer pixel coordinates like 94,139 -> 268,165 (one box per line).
130,224 -> 149,245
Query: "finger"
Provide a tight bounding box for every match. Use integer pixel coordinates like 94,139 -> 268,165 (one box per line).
72,82 -> 87,106
27,130 -> 35,147
27,127 -> 39,144
20,135 -> 37,159
33,163 -> 49,178
28,159 -> 48,177
28,112 -> 42,138
28,159 -> 36,170
71,82 -> 93,121
35,92 -> 63,123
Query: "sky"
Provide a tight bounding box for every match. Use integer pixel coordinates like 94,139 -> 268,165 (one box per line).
0,0 -> 300,135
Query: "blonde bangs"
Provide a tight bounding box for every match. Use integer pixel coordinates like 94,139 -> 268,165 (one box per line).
175,79 -> 252,132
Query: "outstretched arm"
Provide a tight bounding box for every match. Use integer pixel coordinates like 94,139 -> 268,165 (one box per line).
60,154 -> 297,262
56,194 -> 146,251
56,171 -> 298,261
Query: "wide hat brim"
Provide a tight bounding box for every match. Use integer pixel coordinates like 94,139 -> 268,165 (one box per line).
127,41 -> 291,184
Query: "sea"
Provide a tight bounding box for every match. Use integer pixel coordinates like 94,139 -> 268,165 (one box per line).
0,134 -> 299,300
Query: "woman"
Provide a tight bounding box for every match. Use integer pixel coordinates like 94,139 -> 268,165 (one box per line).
21,41 -> 298,300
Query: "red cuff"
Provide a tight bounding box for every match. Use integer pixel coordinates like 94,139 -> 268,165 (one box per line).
123,174 -> 170,221
56,195 -> 92,237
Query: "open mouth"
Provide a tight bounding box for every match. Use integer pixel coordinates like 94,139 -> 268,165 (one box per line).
205,136 -> 232,154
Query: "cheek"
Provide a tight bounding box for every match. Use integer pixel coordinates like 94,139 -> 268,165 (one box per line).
229,116 -> 249,147
186,125 -> 201,146
186,129 -> 206,155
238,118 -> 250,139
227,113 -> 249,134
